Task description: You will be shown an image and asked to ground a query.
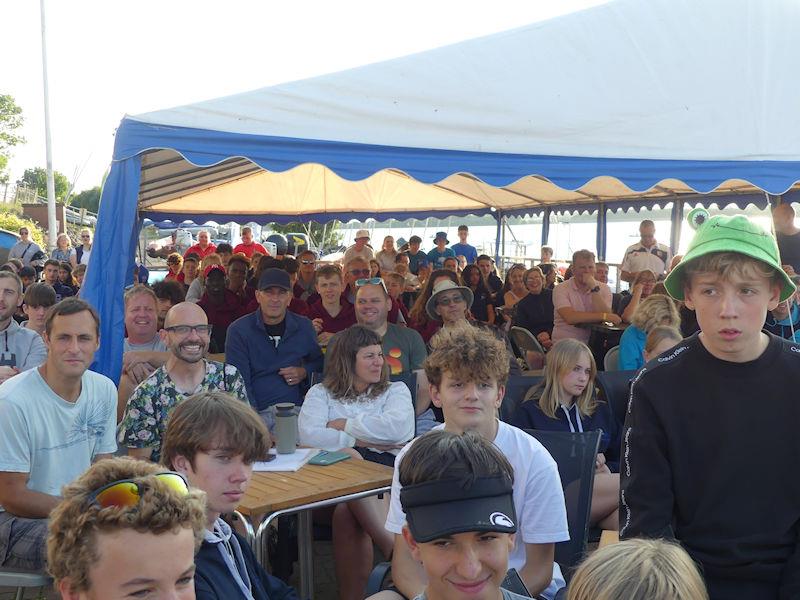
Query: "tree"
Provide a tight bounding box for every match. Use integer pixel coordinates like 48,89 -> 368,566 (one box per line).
71,186 -> 101,213
16,167 -> 69,201
0,95 -> 25,185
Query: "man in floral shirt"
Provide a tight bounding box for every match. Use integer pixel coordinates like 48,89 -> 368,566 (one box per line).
119,302 -> 248,462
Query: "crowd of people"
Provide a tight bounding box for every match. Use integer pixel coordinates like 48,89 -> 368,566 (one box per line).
1,204 -> 800,600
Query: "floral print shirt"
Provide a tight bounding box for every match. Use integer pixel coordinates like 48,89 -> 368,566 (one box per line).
118,360 -> 248,462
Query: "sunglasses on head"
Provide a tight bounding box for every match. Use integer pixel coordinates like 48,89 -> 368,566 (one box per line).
87,472 -> 189,509
355,277 -> 388,294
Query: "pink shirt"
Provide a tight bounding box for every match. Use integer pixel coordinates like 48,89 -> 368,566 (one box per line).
552,278 -> 612,343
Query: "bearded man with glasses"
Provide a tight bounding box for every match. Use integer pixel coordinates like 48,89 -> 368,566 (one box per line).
119,301 -> 248,464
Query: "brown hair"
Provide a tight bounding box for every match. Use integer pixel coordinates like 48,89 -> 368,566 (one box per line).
315,264 -> 343,283
323,325 -> 389,400
645,326 -> 683,355
567,539 -> 708,600
45,297 -> 101,338
161,391 -> 270,470
24,282 -> 56,308
424,325 -> 510,388
399,429 -> 514,487
47,457 -> 206,593
0,270 -> 22,294
166,252 -> 183,267
384,271 -> 405,287
227,253 -> 251,270
571,249 -> 596,264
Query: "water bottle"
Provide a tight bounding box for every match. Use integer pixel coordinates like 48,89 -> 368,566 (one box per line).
274,403 -> 298,454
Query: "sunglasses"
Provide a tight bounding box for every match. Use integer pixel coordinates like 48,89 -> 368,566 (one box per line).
437,294 -> 466,306
301,260 -> 316,265
355,277 -> 388,293
350,268 -> 371,276
88,472 -> 188,508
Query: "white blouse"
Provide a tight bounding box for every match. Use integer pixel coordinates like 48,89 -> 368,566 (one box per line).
299,381 -> 414,454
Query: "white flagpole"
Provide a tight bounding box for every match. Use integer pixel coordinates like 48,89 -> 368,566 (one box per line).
40,0 -> 57,251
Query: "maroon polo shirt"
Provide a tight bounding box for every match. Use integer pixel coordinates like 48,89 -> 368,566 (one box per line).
306,299 -> 356,334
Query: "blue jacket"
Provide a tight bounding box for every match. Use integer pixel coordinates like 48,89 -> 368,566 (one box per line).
194,531 -> 299,600
510,390 -> 621,472
619,325 -> 647,371
226,309 -> 323,411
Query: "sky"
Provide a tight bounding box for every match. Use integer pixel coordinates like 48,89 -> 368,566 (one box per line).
2,0 -> 607,194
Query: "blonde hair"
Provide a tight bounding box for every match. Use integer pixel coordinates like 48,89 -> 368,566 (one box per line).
47,457 -> 206,593
56,233 -> 71,249
631,294 -> 680,333
567,538 -> 709,600
526,338 -> 597,418
682,251 -> 782,291
645,326 -> 683,355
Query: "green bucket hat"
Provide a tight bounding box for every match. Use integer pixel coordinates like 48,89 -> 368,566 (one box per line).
664,209 -> 796,302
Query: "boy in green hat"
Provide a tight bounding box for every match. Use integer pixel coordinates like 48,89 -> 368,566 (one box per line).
620,209 -> 800,599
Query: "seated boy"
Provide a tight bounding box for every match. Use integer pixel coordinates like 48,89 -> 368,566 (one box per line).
398,429 -> 529,600
22,282 -> 56,336
161,390 -> 299,600
47,456 -> 206,599
621,210 -> 800,599
385,326 -> 568,599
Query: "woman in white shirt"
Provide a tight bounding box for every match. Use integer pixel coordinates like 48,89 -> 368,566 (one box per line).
299,325 -> 414,600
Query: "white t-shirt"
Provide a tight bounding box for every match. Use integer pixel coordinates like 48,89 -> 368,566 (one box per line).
620,241 -> 671,276
124,336 -> 167,353
299,381 -> 414,454
385,421 -> 569,597
343,244 -> 375,265
0,368 -> 117,509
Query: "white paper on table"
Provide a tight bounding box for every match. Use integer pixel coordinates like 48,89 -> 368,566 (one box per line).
252,448 -> 319,472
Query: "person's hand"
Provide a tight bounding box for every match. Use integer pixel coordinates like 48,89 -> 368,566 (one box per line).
0,366 -> 19,384
326,418 -> 347,431
782,264 -> 797,276
595,453 -> 610,474
631,282 -> 644,296
585,275 -> 599,290
606,313 -> 622,326
311,318 -> 324,333
278,366 -> 306,386
128,362 -> 155,384
537,332 -> 554,351
317,331 -> 334,345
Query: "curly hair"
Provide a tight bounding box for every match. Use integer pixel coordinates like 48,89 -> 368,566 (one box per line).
424,325 -> 510,388
47,457 -> 206,593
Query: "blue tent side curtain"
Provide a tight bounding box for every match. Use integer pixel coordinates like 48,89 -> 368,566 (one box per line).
117,118 -> 800,196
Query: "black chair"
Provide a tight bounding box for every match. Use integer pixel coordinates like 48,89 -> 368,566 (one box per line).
594,370 -> 636,427
525,429 -> 601,580
500,374 -> 542,423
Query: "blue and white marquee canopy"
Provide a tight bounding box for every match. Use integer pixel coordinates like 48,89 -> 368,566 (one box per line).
85,0 -> 800,380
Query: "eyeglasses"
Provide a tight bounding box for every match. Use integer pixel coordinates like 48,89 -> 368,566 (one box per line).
301,260 -> 316,265
350,268 -> 371,276
437,294 -> 466,306
356,277 -> 388,293
164,324 -> 213,336
88,472 -> 188,509
81,235 -> 90,239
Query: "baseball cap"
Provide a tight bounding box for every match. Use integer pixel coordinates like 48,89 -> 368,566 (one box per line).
664,209 -> 795,301
400,475 -> 517,543
258,268 -> 291,291
203,264 -> 226,279
355,229 -> 370,240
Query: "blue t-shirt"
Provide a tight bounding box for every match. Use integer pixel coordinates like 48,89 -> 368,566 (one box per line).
619,325 -> 647,371
426,247 -> 456,269
450,242 -> 478,264
406,250 -> 427,275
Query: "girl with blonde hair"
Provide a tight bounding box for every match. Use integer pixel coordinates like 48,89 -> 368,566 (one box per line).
567,538 -> 708,600
512,338 -> 620,529
619,293 -> 680,370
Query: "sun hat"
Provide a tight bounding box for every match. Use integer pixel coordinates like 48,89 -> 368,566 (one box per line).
664,208 -> 796,301
355,229 -> 370,240
433,231 -> 449,244
400,475 -> 516,543
426,279 -> 474,321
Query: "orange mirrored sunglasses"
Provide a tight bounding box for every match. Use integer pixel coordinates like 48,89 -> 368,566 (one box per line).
88,472 -> 189,508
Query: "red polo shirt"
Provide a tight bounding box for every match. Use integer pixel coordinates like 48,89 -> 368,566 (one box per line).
232,242 -> 269,259
306,299 -> 356,334
183,243 -> 217,259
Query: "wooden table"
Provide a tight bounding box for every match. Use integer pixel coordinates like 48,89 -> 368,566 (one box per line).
235,458 -> 393,599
